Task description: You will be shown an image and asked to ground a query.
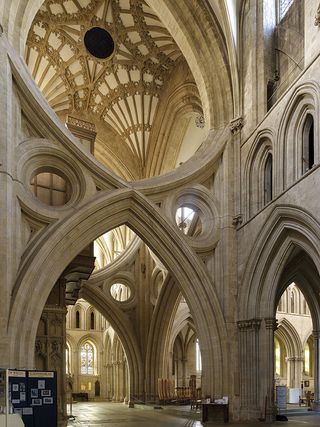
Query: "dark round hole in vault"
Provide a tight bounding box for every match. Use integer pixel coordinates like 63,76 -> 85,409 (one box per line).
84,27 -> 114,59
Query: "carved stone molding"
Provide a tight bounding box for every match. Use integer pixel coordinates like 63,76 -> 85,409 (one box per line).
315,3 -> 320,26
313,330 -> 320,339
232,214 -> 243,227
286,356 -> 304,362
237,318 -> 261,331
265,318 -> 278,330
195,114 -> 205,128
230,116 -> 244,135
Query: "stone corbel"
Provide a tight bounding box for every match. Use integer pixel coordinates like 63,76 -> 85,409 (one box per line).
237,318 -> 261,331
265,317 -> 278,331
230,116 -> 243,135
232,214 -> 243,227
195,114 -> 205,128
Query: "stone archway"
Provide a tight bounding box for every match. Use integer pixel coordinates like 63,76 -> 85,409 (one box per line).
9,188 -> 228,399
239,205 -> 320,420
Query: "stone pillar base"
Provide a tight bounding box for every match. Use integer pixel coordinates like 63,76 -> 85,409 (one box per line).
312,401 -> 320,412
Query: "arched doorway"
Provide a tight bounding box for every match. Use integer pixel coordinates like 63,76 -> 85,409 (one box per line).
239,207 -> 320,420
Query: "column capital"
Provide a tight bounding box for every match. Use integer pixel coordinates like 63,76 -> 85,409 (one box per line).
286,356 -> 304,362
265,318 -> 278,330
313,330 -> 320,339
237,318 -> 261,331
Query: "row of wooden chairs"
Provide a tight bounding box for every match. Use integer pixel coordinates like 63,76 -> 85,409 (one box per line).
158,378 -> 202,406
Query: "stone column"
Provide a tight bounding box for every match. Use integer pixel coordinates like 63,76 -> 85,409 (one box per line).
230,117 -> 243,224
263,318 -> 277,422
312,330 -> 320,411
237,318 -> 261,419
123,361 -> 128,404
35,280 -> 67,426
181,357 -> 187,387
286,356 -> 304,388
118,360 -> 124,402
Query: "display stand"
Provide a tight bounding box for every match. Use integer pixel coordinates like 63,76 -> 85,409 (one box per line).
6,369 -> 57,427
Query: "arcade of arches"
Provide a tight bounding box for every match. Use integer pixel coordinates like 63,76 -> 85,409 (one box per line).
1,0 -> 320,425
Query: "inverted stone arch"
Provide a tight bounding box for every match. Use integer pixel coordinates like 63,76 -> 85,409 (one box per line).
239,205 -> 320,321
9,187 -> 227,397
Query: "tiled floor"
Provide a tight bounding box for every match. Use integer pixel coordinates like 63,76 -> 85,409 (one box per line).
66,401 -> 320,427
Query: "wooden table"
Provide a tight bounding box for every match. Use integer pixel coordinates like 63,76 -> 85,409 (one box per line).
202,403 -> 229,423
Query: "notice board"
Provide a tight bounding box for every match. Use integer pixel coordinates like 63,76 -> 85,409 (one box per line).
8,370 -> 57,427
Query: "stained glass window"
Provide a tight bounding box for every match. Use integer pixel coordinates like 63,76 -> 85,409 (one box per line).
81,342 -> 94,375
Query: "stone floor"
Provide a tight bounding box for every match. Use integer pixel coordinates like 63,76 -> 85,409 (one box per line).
66,401 -> 320,427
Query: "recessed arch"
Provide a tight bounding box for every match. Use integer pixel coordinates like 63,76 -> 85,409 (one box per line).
276,318 -> 303,357
239,205 -> 320,321
277,82 -> 320,189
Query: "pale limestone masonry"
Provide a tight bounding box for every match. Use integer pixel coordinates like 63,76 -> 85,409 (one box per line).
0,1 -> 320,425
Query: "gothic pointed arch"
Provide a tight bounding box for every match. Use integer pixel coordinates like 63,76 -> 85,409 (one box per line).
244,130 -> 274,219
276,318 -> 303,357
239,205 -> 320,321
9,188 -> 227,399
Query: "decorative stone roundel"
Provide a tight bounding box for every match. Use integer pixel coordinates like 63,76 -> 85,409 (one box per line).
84,27 -> 115,59
164,185 -> 220,251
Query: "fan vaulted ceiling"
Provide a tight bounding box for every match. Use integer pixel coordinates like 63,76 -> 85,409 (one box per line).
26,0 -> 205,179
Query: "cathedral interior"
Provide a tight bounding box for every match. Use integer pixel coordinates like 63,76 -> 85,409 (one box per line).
1,0 -> 320,425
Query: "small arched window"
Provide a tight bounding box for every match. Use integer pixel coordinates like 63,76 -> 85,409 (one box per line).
302,114 -> 314,174
264,153 -> 273,204
76,310 -> 80,329
90,312 -> 95,330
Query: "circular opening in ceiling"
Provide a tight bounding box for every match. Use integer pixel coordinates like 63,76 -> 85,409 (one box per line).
84,27 -> 114,59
